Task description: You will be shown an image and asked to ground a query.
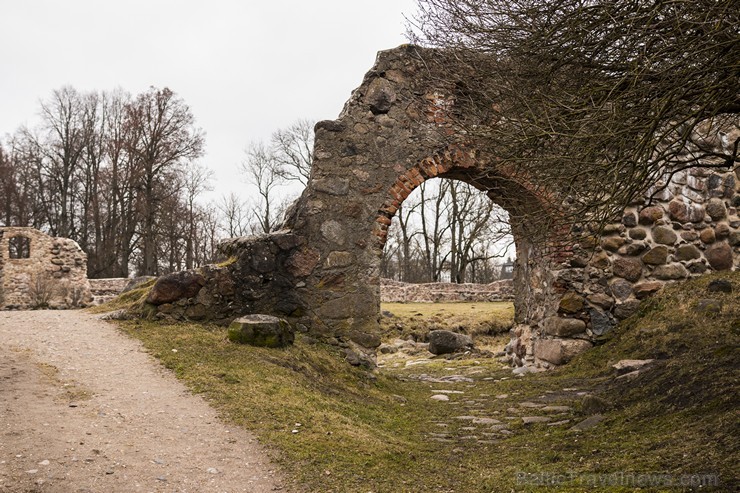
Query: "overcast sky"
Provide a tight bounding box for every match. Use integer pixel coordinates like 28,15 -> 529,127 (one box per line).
1,0 -> 418,200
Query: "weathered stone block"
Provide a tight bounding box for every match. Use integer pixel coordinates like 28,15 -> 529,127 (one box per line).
227,314 -> 294,348
652,263 -> 689,280
588,308 -> 615,336
609,278 -> 633,300
642,246 -> 669,265
638,206 -> 664,225
700,227 -> 716,244
364,77 -> 397,114
651,226 -> 677,245
146,271 -> 205,305
535,338 -> 592,365
325,251 -> 353,268
614,299 -> 641,320
558,292 -> 584,313
633,281 -> 664,299
313,178 -> 350,196
705,242 -> 733,270
285,247 -> 320,277
705,199 -> 727,220
674,244 -> 701,262
612,257 -> 643,282
428,330 -> 474,355
543,316 -> 586,337
668,200 -> 704,223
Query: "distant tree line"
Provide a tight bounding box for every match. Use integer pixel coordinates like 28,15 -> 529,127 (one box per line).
0,86 -> 213,277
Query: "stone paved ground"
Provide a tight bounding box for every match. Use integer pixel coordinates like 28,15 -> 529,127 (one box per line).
0,310 -> 290,493
378,342 -> 600,448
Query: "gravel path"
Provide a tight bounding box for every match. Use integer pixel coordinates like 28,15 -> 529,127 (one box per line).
0,310 -> 290,492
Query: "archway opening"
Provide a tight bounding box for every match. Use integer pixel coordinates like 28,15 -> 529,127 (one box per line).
380,177 -> 516,285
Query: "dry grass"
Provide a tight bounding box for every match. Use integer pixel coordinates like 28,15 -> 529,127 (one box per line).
116,273 -> 738,492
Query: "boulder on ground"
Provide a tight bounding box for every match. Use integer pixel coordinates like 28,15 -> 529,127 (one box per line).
228,314 -> 295,348
427,330 -> 474,355
146,271 -> 205,305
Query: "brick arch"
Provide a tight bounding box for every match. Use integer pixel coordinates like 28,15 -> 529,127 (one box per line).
145,45 -> 739,370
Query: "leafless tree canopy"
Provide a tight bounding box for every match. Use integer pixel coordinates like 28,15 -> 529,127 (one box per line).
410,0 -> 739,224
0,86 -> 216,277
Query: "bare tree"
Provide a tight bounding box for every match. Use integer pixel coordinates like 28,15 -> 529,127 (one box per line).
218,192 -> 251,237
271,118 -> 315,186
410,0 -> 739,228
240,142 -> 290,234
125,87 -> 205,275
381,177 -> 514,283
183,163 -> 212,269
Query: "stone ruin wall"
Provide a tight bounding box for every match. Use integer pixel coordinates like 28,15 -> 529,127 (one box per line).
139,46 -> 739,368
519,164 -> 739,369
0,227 -> 93,309
380,279 -> 514,303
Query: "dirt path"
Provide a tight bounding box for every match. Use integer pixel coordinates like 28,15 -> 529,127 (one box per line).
0,310 -> 290,493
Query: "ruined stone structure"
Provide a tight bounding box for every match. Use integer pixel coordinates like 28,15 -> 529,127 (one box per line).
144,46 -> 739,368
380,279 -> 514,303
0,227 -> 93,309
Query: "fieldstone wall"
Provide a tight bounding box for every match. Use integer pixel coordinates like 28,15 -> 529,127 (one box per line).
380,279 -> 514,303
0,227 -> 93,309
141,46 -> 738,368
520,163 -> 740,369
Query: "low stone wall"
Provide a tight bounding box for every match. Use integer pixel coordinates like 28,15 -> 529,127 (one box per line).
514,162 -> 740,369
89,278 -> 131,305
380,279 -> 514,303
0,227 -> 93,309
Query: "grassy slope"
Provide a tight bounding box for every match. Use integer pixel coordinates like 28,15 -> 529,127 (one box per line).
110,272 -> 738,492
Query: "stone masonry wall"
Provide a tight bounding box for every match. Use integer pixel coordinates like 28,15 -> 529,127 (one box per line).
0,227 -> 93,309
380,279 -> 514,303
140,46 -> 738,368
518,163 -> 740,369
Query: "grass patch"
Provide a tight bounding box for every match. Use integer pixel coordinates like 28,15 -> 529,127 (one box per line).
117,273 -> 738,492
380,301 -> 514,341
86,278 -> 156,314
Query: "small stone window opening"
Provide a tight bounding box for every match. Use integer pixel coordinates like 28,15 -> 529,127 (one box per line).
8,236 -> 31,259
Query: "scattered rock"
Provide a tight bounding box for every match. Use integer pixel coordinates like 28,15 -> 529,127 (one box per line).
570,414 -> 604,431
522,416 -> 552,425
707,279 -> 733,293
612,359 -> 654,374
694,299 -> 722,315
534,338 -> 593,366
227,314 -> 295,348
580,395 -> 611,413
430,394 -> 450,401
427,330 -> 474,355
542,406 -> 572,413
